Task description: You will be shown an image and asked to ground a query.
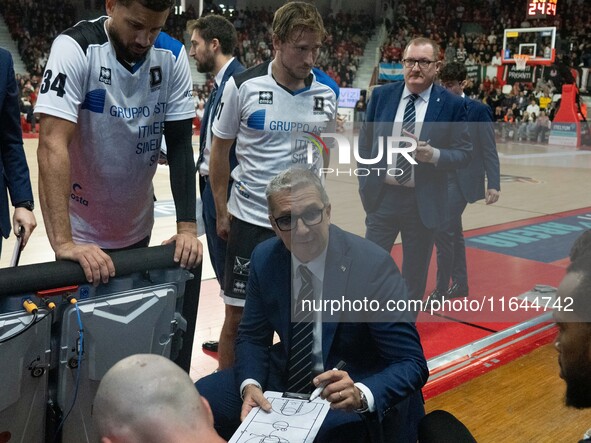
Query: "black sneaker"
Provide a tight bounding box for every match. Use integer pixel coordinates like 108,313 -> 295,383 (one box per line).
202,340 -> 219,352
447,283 -> 469,298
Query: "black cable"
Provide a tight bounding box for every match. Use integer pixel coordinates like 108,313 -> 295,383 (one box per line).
0,310 -> 44,344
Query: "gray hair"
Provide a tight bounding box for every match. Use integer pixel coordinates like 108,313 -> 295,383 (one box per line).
265,168 -> 329,213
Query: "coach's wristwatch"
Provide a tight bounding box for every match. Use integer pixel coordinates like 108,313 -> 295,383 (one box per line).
355,387 -> 369,413
15,200 -> 34,211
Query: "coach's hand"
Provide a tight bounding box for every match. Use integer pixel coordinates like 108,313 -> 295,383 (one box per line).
240,385 -> 272,421
56,242 -> 115,286
163,221 -> 202,269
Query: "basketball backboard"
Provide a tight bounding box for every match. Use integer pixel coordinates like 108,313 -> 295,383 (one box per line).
502,27 -> 556,65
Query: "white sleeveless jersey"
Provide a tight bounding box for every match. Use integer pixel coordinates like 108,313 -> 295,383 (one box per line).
35,17 -> 195,248
212,60 -> 339,228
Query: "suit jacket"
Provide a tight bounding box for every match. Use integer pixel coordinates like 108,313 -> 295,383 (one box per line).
455,97 -> 500,203
198,58 -> 245,173
0,48 -> 33,238
358,82 -> 472,229
234,224 -> 428,422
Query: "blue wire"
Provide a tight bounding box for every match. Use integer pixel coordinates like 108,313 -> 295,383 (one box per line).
52,302 -> 84,442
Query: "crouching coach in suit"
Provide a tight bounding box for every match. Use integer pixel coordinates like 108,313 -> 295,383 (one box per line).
196,168 -> 428,443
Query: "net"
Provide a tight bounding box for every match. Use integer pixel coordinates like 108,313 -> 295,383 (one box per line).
514,54 -> 530,70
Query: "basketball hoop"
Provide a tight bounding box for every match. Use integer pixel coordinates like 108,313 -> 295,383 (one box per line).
514,54 -> 530,71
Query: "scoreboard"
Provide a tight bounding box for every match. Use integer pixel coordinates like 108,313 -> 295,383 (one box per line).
527,0 -> 558,19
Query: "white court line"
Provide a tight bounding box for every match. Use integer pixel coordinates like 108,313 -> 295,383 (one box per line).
499,151 -> 591,159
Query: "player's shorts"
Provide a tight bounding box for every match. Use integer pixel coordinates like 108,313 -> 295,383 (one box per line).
223,217 -> 275,306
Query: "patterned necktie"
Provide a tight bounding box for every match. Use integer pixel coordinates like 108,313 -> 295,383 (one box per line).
286,265 -> 315,394
396,93 -> 419,185
197,83 -> 218,169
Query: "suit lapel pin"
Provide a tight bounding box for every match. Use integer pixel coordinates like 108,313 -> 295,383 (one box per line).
437,98 -> 440,102
340,265 -> 346,272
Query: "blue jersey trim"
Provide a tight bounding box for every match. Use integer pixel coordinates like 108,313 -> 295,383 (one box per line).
130,59 -> 145,73
247,109 -> 266,130
312,68 -> 340,99
154,32 -> 183,59
292,85 -> 311,95
81,89 -> 106,113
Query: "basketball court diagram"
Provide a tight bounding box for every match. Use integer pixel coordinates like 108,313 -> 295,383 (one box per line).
229,392 -> 330,443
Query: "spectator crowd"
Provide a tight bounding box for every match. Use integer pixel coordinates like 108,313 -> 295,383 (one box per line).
1,0 -> 589,139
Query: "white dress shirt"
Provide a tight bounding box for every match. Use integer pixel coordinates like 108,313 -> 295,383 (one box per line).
385,84 -> 440,186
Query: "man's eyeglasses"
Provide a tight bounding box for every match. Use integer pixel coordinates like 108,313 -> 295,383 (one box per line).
402,59 -> 437,69
273,207 -> 325,231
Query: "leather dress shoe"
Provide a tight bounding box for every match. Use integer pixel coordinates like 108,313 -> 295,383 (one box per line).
424,289 -> 445,311
447,283 -> 469,298
428,288 -> 445,302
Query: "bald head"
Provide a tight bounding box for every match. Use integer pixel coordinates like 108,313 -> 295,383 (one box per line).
93,354 -> 224,443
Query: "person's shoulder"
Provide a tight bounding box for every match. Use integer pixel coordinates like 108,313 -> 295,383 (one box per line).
62,16 -> 108,54
372,81 -> 403,100
331,225 -> 392,261
467,97 -> 492,113
312,68 -> 339,98
228,58 -> 246,76
153,32 -> 185,60
233,61 -> 270,89
433,83 -> 463,104
467,98 -> 494,122
0,47 -> 10,61
251,234 -> 285,263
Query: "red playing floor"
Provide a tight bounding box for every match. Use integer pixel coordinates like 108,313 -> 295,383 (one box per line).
413,247 -> 566,328
416,320 -> 491,360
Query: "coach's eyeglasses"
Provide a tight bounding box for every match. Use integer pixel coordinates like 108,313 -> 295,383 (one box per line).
273,207 -> 326,231
402,59 -> 437,69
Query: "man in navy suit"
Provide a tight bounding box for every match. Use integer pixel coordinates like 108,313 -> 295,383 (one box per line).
188,15 -> 245,361
0,48 -> 37,257
428,62 -> 500,303
358,37 -> 471,308
196,168 -> 428,442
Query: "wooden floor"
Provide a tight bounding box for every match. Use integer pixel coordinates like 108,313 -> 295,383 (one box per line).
5,134 -> 591,442
426,343 -> 591,442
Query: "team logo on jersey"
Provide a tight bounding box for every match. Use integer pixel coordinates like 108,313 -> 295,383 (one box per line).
150,67 -> 162,89
233,256 -> 250,276
99,67 -> 112,85
313,96 -> 324,112
233,280 -> 246,295
259,91 -> 273,104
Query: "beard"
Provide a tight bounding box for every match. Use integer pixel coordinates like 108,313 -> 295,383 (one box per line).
565,369 -> 591,408
109,26 -> 149,63
196,50 -> 215,73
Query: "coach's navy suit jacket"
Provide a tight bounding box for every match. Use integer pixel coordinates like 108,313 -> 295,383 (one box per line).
0,48 -> 33,239
234,224 -> 428,425
199,57 -> 244,172
456,97 -> 500,203
358,81 -> 471,229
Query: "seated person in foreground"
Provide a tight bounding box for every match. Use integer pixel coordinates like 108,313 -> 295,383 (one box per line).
93,354 -> 225,443
196,168 -> 428,442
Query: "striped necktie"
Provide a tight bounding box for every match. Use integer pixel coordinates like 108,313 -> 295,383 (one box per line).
286,265 -> 315,393
396,93 -> 419,185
